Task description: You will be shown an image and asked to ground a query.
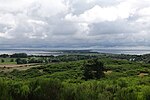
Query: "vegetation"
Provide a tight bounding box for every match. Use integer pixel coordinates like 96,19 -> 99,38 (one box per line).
82,59 -> 105,80
0,52 -> 150,100
1,59 -> 4,63
10,53 -> 28,58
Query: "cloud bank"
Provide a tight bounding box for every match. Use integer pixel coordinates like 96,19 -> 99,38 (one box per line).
0,0 -> 150,49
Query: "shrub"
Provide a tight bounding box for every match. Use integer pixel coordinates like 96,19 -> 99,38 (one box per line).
82,59 -> 105,80
1,59 -> 5,63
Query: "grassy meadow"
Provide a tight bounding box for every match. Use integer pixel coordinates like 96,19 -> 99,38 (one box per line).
0,58 -> 16,64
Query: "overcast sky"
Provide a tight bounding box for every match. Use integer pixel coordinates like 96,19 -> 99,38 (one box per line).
0,0 -> 150,49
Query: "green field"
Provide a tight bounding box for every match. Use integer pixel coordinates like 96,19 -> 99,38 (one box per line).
0,54 -> 150,100
0,58 -> 16,64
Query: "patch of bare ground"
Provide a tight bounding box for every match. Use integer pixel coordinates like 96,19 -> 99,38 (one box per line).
104,70 -> 112,75
0,64 -> 41,72
138,73 -> 149,77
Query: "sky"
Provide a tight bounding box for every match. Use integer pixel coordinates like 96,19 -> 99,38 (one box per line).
0,0 -> 150,49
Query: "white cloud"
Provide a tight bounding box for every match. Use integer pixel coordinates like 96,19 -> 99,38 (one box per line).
65,0 -> 138,23
0,0 -> 150,48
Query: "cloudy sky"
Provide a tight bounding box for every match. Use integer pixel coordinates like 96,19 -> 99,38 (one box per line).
0,0 -> 150,49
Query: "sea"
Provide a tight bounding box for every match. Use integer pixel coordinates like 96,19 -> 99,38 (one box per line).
0,49 -> 63,56
0,49 -> 150,55
93,49 -> 150,55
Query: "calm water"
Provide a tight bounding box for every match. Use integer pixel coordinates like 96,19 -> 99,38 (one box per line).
0,49 -> 150,55
93,49 -> 150,55
0,49 -> 63,56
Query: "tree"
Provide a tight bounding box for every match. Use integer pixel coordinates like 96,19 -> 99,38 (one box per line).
10,59 -> 14,62
1,59 -> 5,63
11,53 -> 28,58
16,58 -> 27,64
0,54 -> 9,58
82,59 -> 105,80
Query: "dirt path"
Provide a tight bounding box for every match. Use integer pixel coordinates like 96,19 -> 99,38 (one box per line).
0,64 -> 41,72
0,64 -> 33,68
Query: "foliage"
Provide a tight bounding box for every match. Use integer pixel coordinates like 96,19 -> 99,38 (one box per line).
82,59 -> 105,80
11,53 -> 28,58
0,54 -> 150,99
16,58 -> 27,64
1,59 -> 5,63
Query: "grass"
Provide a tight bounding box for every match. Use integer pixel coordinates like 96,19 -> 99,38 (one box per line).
0,58 -> 16,64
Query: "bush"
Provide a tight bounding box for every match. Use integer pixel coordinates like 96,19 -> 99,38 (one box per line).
16,58 -> 27,64
11,53 -> 28,58
29,78 -> 62,100
1,59 -> 4,63
82,59 -> 105,80
141,86 -> 150,100
115,87 -> 138,100
9,82 -> 30,100
0,79 -> 10,100
10,59 -> 14,62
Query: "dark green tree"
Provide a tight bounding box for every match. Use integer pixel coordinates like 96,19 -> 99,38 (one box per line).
82,59 -> 105,80
11,53 -> 27,58
16,58 -> 27,64
1,59 -> 5,63
10,59 -> 14,62
0,54 -> 9,58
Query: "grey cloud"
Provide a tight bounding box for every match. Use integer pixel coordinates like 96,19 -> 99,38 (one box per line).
88,20 -> 139,35
51,21 -> 78,35
0,0 -> 150,49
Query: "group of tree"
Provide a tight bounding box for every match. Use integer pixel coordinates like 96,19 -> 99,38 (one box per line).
0,77 -> 150,100
0,57 -> 150,99
16,58 -> 28,64
82,59 -> 105,80
10,53 -> 28,58
0,54 -> 9,58
15,57 -> 56,64
1,59 -> 4,63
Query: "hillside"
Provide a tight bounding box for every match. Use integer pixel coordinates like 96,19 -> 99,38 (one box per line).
0,53 -> 150,100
